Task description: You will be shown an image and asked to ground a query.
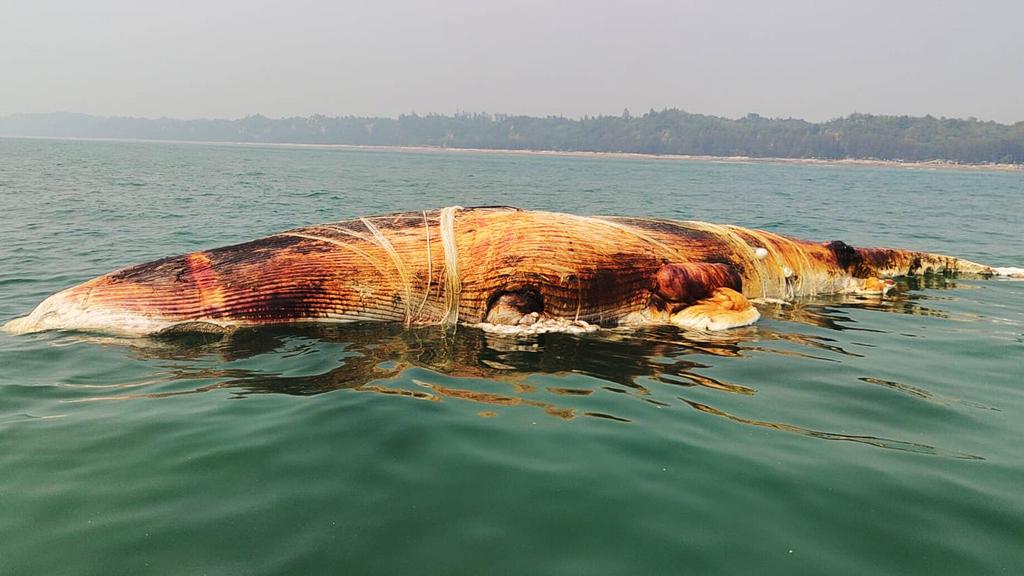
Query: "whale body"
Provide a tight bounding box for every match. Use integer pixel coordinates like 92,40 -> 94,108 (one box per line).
3,206 -> 1013,337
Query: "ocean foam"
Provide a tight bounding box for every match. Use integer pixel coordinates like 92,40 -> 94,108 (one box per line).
474,317 -> 599,335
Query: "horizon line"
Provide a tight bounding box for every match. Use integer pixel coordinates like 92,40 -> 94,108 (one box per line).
4,109 -> 1022,126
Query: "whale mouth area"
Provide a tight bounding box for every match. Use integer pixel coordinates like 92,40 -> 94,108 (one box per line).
484,287 -> 546,326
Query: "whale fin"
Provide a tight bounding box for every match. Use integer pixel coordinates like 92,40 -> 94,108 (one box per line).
670,287 -> 760,331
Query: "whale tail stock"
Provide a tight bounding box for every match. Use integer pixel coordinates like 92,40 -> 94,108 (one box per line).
843,243 -> 999,278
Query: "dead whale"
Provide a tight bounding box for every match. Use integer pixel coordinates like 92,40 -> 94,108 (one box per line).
4,206 -> 1018,337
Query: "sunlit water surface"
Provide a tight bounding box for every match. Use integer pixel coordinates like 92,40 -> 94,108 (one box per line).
1,138 -> 1022,575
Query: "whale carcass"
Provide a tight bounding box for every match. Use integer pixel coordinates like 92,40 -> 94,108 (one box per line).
4,206 -> 1017,336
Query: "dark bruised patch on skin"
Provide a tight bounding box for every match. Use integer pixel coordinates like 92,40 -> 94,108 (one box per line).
687,253 -> 749,278
827,240 -> 863,273
623,218 -> 727,244
109,256 -> 188,283
603,217 -> 680,234
605,217 -> 696,237
211,277 -> 333,322
205,234 -> 334,267
591,266 -> 636,302
533,254 -> 662,322
112,235 -> 336,285
648,294 -> 672,312
858,247 -> 916,275
909,256 -> 922,275
255,291 -> 314,320
264,286 -> 319,317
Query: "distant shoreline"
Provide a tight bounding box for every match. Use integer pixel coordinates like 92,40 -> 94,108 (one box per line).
3,134 -> 1022,173
373,144 -> 1024,172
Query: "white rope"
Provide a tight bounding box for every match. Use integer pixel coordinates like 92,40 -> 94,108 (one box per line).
277,232 -> 388,275
360,217 -> 414,325
413,210 -> 433,321
672,221 -> 766,298
439,206 -> 463,328
584,215 -> 683,259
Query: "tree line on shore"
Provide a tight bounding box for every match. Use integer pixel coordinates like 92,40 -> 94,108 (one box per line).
2,109 -> 1022,164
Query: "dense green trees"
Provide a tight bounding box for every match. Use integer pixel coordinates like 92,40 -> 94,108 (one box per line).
2,110 -> 1022,164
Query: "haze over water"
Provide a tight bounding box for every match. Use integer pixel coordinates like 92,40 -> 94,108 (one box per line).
0,137 -> 1022,575
4,1 -> 1024,122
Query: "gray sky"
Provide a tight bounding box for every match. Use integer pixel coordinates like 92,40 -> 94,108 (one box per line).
2,0 -> 1022,122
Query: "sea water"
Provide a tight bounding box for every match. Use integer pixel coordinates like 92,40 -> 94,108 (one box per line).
1,137 -> 1022,575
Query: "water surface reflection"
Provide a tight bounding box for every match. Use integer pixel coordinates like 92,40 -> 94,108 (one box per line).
51,284 -> 992,459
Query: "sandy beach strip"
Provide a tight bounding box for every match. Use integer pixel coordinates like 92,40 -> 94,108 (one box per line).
3,135 -> 1022,172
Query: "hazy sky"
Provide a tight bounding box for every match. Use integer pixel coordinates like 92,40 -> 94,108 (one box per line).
2,0 -> 1022,122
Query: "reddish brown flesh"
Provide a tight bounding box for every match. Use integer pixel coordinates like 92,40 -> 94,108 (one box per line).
654,263 -> 742,307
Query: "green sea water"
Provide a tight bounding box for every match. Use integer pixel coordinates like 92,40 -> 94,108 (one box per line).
1,137 -> 1022,575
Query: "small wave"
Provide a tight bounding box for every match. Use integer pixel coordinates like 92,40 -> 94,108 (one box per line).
858,377 -> 997,411
679,397 -> 984,460
0,413 -> 67,425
